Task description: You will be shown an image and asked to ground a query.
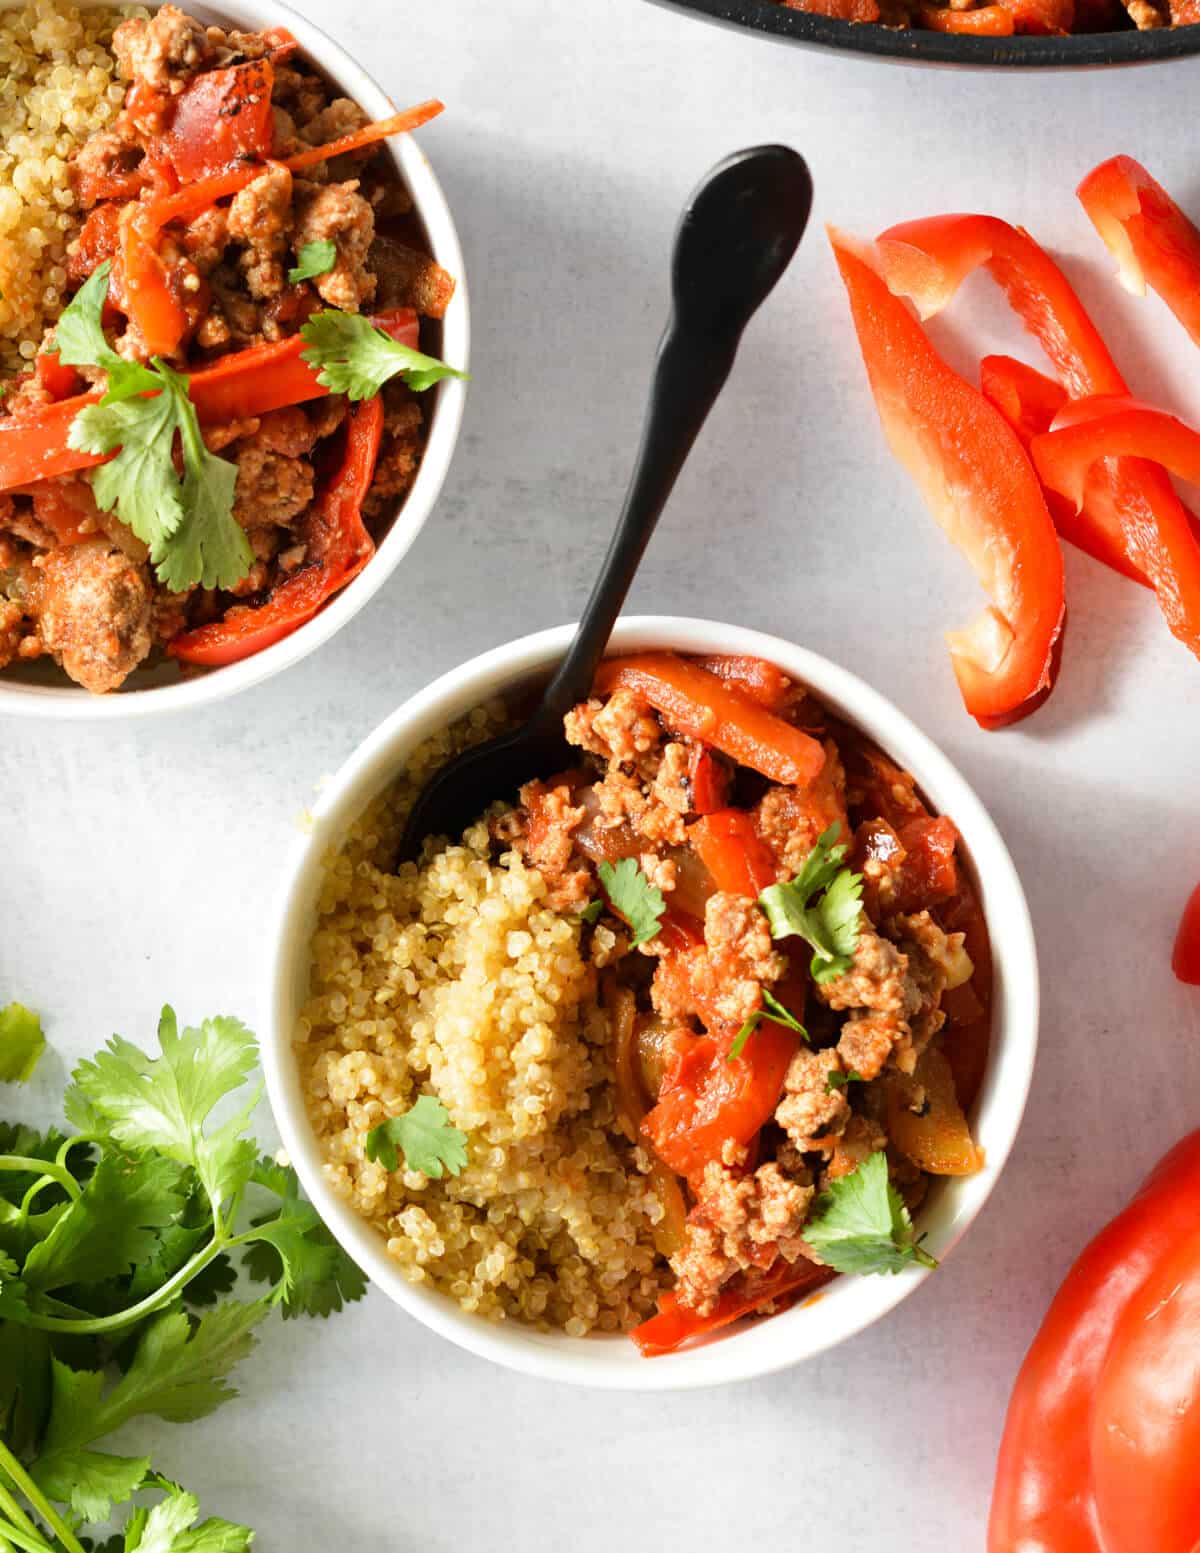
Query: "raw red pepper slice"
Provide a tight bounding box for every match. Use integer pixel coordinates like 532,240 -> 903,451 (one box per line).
631,1260 -> 835,1357
161,57 -> 276,180
1174,883 -> 1200,985
829,228 -> 1065,730
979,353 -> 1151,587
1078,156 -> 1200,351
874,213 -> 1200,639
594,653 -> 826,787
988,1131 -> 1200,1553
1031,396 -> 1200,658
687,810 -> 779,897
0,310 -> 418,493
167,394 -> 384,666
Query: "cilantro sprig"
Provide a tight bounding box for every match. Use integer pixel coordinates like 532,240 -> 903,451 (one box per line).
827,1067 -> 864,1092
803,1150 -> 938,1276
0,1006 -> 364,1553
299,310 -> 468,400
757,823 -> 863,984
728,988 -> 807,1063
53,262 -> 250,592
597,857 -> 667,948
287,239 -> 337,285
365,1095 -> 468,1180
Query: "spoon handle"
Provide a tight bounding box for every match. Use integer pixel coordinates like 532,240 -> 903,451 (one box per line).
532,144 -> 811,734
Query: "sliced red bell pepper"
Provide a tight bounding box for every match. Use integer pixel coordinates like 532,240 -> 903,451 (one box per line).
594,654 -> 826,786
160,57 -> 276,180
631,1260 -> 835,1357
917,5 -> 1014,32
830,228 -> 1065,730
167,394 -> 384,666
979,353 -> 1151,587
1174,883 -> 1200,985
68,202 -> 124,285
874,213 -> 1200,644
685,744 -> 729,815
0,310 -> 418,493
687,810 -> 779,897
34,352 -> 81,402
691,653 -> 793,711
1078,156 -> 1200,351
1031,396 -> 1200,658
118,201 -> 190,359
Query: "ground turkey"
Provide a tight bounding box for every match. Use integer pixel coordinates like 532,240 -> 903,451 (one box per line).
112,7 -> 213,99
227,163 -> 293,301
293,180 -> 376,311
29,541 -> 153,693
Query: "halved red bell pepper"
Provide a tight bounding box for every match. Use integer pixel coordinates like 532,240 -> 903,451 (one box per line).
160,58 -> 276,180
1173,883 -> 1200,985
631,1260 -> 835,1357
167,394 -> 384,666
874,213 -> 1200,645
594,653 -> 826,786
989,1131 -> 1200,1553
979,353 -> 1151,587
0,310 -> 418,493
1078,156 -> 1200,351
688,810 -> 779,897
1031,395 -> 1200,658
829,228 -> 1065,729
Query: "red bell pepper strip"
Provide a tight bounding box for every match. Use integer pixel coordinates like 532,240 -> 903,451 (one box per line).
1078,156 -> 1200,351
1174,882 -> 1200,985
0,310 -> 418,493
631,1260 -> 836,1357
160,58 -> 276,180
979,354 -> 1151,587
1031,396 -> 1200,658
830,228 -> 1065,730
167,394 -> 384,666
874,213 -> 1200,641
118,200 -> 189,358
687,810 -> 779,897
988,1131 -> 1200,1553
685,744 -> 729,815
594,654 -> 826,787
691,653 -> 793,711
34,352 -> 81,402
917,5 -> 1014,32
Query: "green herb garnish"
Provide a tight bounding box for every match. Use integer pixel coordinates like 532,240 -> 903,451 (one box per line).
287,238 -> 337,284
299,309 -> 468,400
728,987 -> 807,1062
597,857 -> 667,948
803,1150 -> 938,1276
826,1068 -> 864,1091
577,899 -> 605,925
0,1003 -> 45,1084
365,1095 -> 468,1179
758,823 -> 863,984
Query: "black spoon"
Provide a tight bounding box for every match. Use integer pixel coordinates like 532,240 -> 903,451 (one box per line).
397,144 -> 813,863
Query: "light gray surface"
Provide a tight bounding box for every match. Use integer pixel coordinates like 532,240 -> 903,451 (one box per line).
4,2 -> 1200,1546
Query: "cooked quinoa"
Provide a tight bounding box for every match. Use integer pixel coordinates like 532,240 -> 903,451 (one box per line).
297,704 -> 671,1335
0,0 -> 136,373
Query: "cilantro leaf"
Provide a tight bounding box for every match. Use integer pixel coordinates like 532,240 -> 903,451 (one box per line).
240,1157 -> 366,1318
0,1322 -> 50,1453
64,1009 -> 260,1214
802,1150 -> 938,1276
827,1068 -> 864,1091
597,857 -> 666,948
365,1095 -> 468,1179
577,899 -> 604,925
728,987 -> 807,1062
156,362 -> 250,592
299,310 -> 468,400
758,823 -> 864,984
0,1248 -> 30,1319
22,1150 -> 184,1296
32,1448 -> 150,1525
287,239 -> 336,284
72,390 -> 185,555
0,1001 -> 45,1083
125,1485 -> 253,1553
51,261 -> 159,402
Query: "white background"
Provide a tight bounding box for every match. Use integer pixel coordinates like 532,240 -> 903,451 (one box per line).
5,2 -> 1200,1547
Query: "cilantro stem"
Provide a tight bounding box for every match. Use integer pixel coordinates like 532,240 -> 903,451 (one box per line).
23,1231 -> 227,1334
0,1475 -> 37,1547
0,1158 -> 80,1203
0,1448 -> 81,1553
0,1521 -> 50,1553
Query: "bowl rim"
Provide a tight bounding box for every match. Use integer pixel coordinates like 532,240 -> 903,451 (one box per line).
263,615 -> 1040,1390
0,0 -> 469,719
646,0 -> 1200,67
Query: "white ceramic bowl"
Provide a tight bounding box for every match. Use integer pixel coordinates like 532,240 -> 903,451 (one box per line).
0,0 -> 468,719
264,617 -> 1039,1389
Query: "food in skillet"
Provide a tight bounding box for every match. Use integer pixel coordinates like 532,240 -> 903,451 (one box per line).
770,0 -> 1196,37
298,653 -> 990,1352
0,2 -> 462,692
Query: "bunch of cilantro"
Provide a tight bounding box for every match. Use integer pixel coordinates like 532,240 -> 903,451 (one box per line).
0,1005 -> 364,1553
